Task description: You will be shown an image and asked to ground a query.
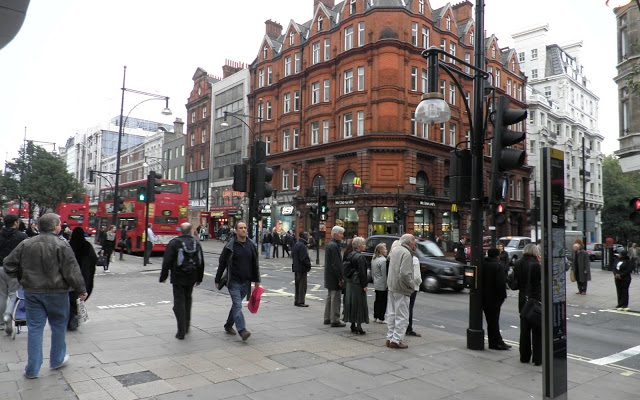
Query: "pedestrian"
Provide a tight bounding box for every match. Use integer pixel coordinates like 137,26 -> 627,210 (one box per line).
96,225 -> 106,246
3,213 -> 87,379
324,225 -> 346,327
613,250 -> 633,310
371,243 -> 388,323
215,221 -> 260,341
343,236 -> 369,334
118,224 -> 128,260
25,222 -> 39,237
263,230 -> 272,259
514,243 -> 542,365
271,228 -> 280,258
101,225 -> 116,271
455,237 -> 467,263
283,231 -> 293,258
385,234 -> 417,349
483,248 -> 510,350
146,223 -> 157,263
68,227 -> 97,331
571,240 -> 591,295
0,215 -> 28,334
292,231 -> 311,307
60,222 -> 70,240
630,243 -> 639,274
160,222 -> 205,339
405,251 -> 423,337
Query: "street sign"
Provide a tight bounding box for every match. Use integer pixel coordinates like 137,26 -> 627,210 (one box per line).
541,147 -> 567,399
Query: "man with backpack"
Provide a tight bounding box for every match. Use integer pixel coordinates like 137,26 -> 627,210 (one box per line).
160,223 -> 204,340
0,215 -> 28,334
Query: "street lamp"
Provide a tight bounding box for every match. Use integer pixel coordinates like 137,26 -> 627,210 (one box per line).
142,156 -> 166,175
415,0 -> 488,351
112,65 -> 171,226
220,109 -> 264,241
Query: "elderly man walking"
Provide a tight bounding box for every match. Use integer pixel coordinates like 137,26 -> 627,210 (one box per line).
324,225 -> 346,327
3,213 -> 87,378
385,234 -> 416,349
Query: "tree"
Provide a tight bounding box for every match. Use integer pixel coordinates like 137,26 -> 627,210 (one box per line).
3,143 -> 84,217
601,155 -> 640,243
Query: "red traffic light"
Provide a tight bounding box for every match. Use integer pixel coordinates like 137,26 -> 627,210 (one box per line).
497,203 -> 504,214
631,198 -> 640,211
495,203 -> 506,225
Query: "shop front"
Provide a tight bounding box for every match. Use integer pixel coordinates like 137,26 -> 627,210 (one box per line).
414,200 -> 436,240
276,204 -> 296,234
371,206 -> 398,236
208,207 -> 239,239
335,199 -> 358,238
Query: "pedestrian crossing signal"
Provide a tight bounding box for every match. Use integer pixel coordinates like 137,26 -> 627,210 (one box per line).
629,198 -> 640,225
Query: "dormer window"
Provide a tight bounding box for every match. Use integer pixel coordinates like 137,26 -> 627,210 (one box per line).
491,46 -> 496,59
511,59 -> 515,72
263,46 -> 268,60
318,16 -> 323,31
289,32 -> 294,46
446,15 -> 451,31
470,31 -> 474,46
419,0 -> 425,14
350,0 -> 356,15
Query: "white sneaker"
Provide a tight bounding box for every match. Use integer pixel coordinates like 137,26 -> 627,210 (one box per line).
51,354 -> 69,370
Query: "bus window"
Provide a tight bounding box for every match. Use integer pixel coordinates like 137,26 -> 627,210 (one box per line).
154,216 -> 179,224
68,215 -> 84,224
158,183 -> 182,194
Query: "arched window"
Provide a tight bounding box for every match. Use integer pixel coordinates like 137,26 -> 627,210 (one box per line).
312,174 -> 325,195
342,170 -> 356,185
416,171 -> 430,195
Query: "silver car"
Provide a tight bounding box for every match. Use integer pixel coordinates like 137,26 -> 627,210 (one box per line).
498,236 -> 533,263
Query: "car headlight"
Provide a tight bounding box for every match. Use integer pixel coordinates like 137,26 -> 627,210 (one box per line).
444,266 -> 453,274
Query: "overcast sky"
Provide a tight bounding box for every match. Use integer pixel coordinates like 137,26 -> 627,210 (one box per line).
0,0 -> 620,169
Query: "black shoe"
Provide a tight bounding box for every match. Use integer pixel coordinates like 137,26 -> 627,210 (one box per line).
295,304 -> 309,307
350,324 -> 357,333
331,322 -> 346,328
356,328 -> 366,335
175,332 -> 185,340
406,330 -> 421,337
224,324 -> 237,335
489,343 -> 511,350
324,320 -> 331,325
534,361 -> 542,366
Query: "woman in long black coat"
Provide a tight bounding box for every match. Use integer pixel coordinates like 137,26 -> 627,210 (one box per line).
513,243 -> 542,366
614,250 -> 633,310
68,227 -> 97,330
343,236 -> 369,334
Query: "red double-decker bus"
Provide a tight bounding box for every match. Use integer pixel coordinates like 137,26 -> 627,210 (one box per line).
2,200 -> 29,220
96,179 -> 188,253
56,195 -> 93,235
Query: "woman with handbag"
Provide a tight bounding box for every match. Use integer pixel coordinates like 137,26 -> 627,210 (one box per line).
68,227 -> 97,330
614,250 -> 633,310
514,243 -> 542,366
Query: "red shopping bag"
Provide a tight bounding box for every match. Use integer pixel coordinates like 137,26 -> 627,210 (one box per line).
248,286 -> 264,314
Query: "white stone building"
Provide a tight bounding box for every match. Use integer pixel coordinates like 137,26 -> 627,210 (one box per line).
513,25 -> 604,243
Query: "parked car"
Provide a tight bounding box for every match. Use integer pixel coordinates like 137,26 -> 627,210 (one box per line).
586,243 -> 603,261
362,235 -> 465,293
497,236 -> 533,263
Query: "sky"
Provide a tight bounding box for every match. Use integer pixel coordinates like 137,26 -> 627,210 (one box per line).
0,0 -> 622,169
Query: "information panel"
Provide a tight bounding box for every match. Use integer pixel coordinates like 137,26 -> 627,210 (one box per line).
541,147 -> 567,399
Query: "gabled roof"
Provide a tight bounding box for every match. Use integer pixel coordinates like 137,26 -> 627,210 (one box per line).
457,18 -> 473,38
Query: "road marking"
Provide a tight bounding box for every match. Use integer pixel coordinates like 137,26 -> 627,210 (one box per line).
573,315 -> 580,317
601,309 -> 640,316
157,300 -> 171,304
432,324 -> 445,329
261,288 -> 323,301
510,325 -> 518,329
96,302 -> 146,310
589,345 -> 640,366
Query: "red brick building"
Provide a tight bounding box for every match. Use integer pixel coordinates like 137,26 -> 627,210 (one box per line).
248,0 -> 528,244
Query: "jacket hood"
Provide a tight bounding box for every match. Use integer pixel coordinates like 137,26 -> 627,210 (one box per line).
1,227 -> 17,238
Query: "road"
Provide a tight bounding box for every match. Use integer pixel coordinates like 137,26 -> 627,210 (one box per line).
133,244 -> 640,374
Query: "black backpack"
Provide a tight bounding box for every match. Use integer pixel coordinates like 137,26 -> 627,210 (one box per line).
176,239 -> 199,273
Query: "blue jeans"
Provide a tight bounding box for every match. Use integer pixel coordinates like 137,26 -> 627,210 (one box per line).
264,243 -> 271,258
24,292 -> 69,377
226,281 -> 250,333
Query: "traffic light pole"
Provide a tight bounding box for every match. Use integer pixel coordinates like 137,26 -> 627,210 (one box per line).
467,0 -> 486,351
316,188 -> 321,266
143,188 -> 150,266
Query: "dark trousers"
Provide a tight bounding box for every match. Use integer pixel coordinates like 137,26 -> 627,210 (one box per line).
67,292 -> 79,330
406,291 -> 417,333
172,284 -> 194,336
272,244 -> 279,258
520,314 -> 542,364
374,290 -> 388,321
283,244 -> 290,257
145,241 -> 153,261
294,271 -> 308,305
615,276 -> 631,308
577,280 -> 588,294
483,299 -> 504,346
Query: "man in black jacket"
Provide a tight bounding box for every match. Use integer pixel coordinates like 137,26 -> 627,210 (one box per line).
292,232 -> 311,307
0,215 -> 28,334
160,223 -> 205,340
482,248 -> 510,350
324,226 -> 346,327
215,221 -> 260,341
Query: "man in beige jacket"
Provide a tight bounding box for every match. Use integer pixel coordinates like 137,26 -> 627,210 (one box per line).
385,234 -> 416,349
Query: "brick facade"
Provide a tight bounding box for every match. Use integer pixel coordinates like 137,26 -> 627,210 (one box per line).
248,0 -> 529,244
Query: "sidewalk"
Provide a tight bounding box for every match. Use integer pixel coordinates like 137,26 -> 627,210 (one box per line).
1,250 -> 639,400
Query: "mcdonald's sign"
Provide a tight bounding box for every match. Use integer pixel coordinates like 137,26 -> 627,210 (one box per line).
353,176 -> 361,189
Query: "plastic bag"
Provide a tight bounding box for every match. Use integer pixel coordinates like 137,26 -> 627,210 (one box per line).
77,299 -> 89,325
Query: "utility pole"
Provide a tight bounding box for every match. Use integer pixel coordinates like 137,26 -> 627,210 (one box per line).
582,135 -> 587,246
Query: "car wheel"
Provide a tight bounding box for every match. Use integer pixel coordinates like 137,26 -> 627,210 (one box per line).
421,274 -> 440,293
453,285 -> 465,292
589,255 -> 595,262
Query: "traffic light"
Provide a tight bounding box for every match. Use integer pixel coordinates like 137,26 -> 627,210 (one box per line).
137,186 -> 146,202
449,149 -> 471,203
233,164 -> 247,192
254,163 -> 273,201
319,193 -> 328,221
490,96 -> 527,203
89,170 -> 95,183
495,202 -> 507,225
115,196 -> 125,212
147,171 -> 162,202
309,206 -> 318,221
629,198 -> 640,225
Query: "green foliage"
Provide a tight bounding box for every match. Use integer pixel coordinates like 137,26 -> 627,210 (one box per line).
602,155 -> 640,242
3,143 -> 84,216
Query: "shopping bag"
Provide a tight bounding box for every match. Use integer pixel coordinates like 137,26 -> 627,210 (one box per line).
247,286 -> 264,314
76,299 -> 89,325
569,269 -> 576,282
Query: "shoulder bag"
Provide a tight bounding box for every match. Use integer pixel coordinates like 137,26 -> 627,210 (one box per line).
521,261 -> 542,328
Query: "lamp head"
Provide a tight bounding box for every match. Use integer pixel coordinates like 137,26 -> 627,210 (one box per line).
142,162 -> 149,168
161,97 -> 172,115
221,111 -> 229,127
415,92 -> 451,124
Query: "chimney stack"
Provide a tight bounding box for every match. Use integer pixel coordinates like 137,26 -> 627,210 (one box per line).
265,19 -> 283,39
173,118 -> 184,135
222,59 -> 246,79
